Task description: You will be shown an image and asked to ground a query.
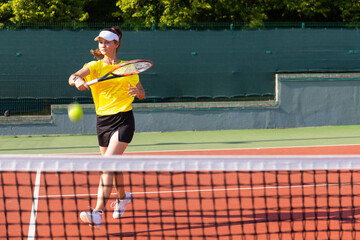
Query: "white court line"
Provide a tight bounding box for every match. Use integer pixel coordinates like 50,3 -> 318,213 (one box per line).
38,181 -> 357,199
27,170 -> 41,240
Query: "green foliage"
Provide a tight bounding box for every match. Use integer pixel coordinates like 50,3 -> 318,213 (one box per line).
115,0 -> 269,26
0,1 -> 13,22
114,0 -> 360,27
0,0 -> 360,26
336,0 -> 360,22
3,0 -> 87,22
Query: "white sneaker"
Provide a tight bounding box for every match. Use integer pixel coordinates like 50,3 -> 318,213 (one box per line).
111,192 -> 133,219
80,209 -> 103,228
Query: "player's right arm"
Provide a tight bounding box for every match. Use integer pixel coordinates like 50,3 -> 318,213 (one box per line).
68,65 -> 90,91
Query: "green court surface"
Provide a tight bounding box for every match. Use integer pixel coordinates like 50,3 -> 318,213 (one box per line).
1,125 -> 360,154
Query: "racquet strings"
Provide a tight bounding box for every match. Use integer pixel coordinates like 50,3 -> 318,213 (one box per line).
112,61 -> 152,76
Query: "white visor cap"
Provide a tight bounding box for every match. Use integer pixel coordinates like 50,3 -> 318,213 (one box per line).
94,30 -> 119,42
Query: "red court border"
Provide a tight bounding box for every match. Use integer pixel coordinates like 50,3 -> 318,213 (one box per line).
124,144 -> 360,155
4,145 -> 360,239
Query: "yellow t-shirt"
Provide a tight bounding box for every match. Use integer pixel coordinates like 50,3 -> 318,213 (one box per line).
84,60 -> 139,116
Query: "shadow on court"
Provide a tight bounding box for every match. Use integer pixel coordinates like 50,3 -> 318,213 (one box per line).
109,208 -> 360,238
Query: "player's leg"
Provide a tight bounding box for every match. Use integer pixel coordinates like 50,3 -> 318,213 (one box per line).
81,112 -> 134,226
105,130 -> 134,218
79,144 -> 118,227
94,171 -> 114,210
79,146 -> 110,228
104,131 -> 128,199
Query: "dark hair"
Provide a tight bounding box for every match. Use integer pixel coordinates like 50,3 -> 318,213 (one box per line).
91,26 -> 122,59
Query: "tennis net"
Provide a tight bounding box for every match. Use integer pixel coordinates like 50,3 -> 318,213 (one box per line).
1,154 -> 360,239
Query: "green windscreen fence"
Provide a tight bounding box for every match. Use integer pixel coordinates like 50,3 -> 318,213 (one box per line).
1,28 -> 360,114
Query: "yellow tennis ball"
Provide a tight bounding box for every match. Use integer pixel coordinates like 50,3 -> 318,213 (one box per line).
68,103 -> 83,122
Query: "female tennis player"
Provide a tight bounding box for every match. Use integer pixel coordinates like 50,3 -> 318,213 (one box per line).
68,26 -> 145,228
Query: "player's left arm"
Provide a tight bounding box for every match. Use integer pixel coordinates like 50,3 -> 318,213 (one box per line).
128,81 -> 145,99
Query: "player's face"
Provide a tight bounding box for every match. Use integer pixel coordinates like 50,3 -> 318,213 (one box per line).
98,38 -> 118,55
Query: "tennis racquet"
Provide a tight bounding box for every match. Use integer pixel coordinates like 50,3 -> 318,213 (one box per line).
86,59 -> 153,86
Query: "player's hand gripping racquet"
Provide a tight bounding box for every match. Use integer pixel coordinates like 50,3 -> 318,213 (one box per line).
86,59 -> 153,86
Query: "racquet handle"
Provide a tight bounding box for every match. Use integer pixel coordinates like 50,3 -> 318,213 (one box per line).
86,79 -> 99,86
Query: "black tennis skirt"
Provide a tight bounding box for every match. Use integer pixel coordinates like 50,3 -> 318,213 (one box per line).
96,110 -> 135,147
